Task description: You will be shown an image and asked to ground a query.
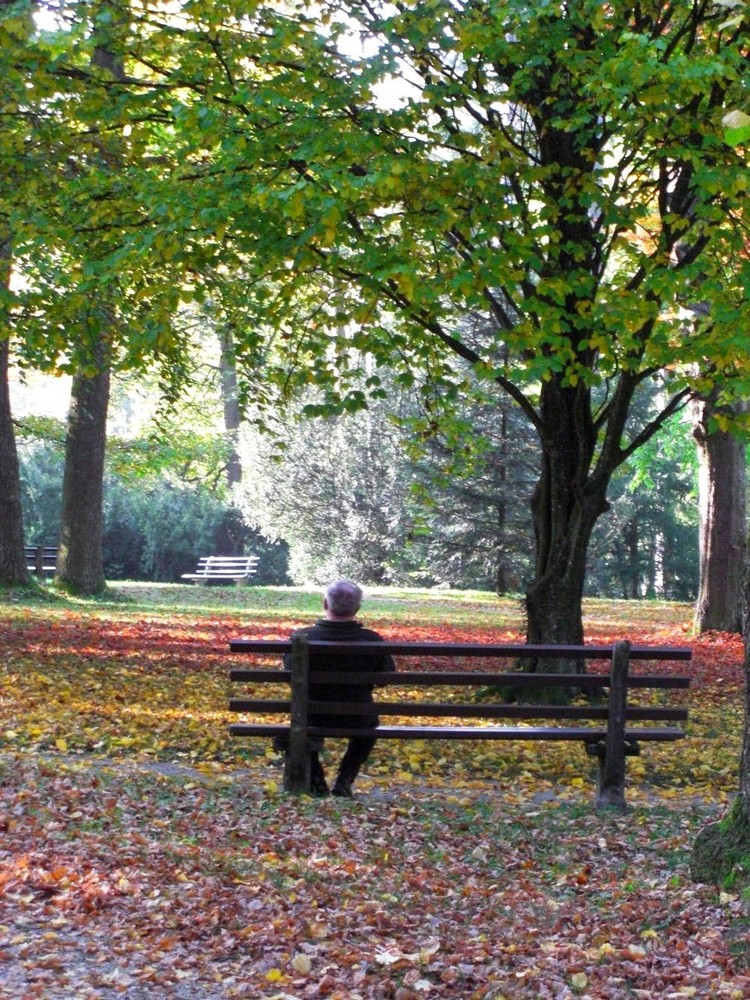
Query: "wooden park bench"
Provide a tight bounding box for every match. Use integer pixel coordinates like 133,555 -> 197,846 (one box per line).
25,545 -> 58,577
181,555 -> 259,583
228,638 -> 692,810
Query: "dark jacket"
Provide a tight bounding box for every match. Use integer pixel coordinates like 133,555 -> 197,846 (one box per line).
287,619 -> 395,729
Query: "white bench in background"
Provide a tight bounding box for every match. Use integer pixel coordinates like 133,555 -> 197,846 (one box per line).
25,545 -> 58,576
181,555 -> 259,583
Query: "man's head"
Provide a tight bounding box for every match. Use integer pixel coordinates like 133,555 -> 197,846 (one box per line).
324,580 -> 363,620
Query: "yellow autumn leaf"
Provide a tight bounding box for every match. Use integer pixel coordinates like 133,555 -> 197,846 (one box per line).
55,738 -> 68,752
265,968 -> 283,982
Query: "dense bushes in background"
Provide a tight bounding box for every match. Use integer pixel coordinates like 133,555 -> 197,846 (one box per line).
18,435 -> 290,584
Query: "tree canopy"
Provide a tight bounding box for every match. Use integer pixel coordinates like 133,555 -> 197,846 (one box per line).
4,0 -> 750,640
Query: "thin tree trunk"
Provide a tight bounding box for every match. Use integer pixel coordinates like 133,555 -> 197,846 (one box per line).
693,395 -> 746,634
56,360 -> 110,595
219,325 -> 242,488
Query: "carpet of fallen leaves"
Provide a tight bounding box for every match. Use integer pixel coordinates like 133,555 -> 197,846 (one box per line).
0,583 -> 748,999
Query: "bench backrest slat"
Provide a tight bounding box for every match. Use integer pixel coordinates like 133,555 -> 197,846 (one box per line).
229,639 -> 692,660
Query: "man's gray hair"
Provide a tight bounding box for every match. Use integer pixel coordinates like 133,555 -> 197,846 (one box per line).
325,580 -> 363,618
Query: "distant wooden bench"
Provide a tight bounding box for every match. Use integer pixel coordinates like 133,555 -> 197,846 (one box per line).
228,638 -> 691,809
181,555 -> 259,583
25,545 -> 58,577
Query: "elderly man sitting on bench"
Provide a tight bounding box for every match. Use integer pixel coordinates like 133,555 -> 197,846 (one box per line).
276,580 -> 394,798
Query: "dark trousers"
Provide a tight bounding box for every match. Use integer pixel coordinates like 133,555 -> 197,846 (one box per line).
336,735 -> 377,783
275,734 -> 377,790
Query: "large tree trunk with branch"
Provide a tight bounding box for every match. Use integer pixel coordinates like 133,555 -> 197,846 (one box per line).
524,377 -> 609,653
517,362 -> 684,665
693,395 -> 746,634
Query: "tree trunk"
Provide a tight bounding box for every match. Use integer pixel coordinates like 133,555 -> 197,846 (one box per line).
56,361 -> 111,595
219,325 -> 242,488
0,337 -> 31,586
524,378 -> 610,662
494,399 -> 512,596
53,19 -> 123,597
693,395 -> 746,634
624,516 -> 640,600
691,562 -> 750,884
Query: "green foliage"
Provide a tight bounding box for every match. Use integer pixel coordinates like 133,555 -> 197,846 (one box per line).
6,1 -> 750,639
724,109 -> 750,147
587,409 -> 699,600
17,438 -> 64,545
103,476 -> 223,580
403,387 -> 539,593
239,367 -> 699,597
9,0 -> 749,397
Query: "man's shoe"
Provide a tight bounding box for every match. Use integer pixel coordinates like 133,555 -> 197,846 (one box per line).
331,779 -> 353,798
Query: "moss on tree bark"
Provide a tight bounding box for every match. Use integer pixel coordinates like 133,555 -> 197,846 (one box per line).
691,796 -> 750,886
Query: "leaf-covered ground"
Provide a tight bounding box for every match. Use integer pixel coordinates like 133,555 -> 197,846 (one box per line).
0,583 -> 748,998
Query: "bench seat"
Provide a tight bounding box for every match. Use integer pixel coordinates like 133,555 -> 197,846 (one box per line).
231,722 -> 684,742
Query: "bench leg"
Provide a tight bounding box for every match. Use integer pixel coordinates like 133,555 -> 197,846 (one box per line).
595,639 -> 629,811
594,749 -> 627,811
285,635 -> 312,794
284,730 -> 312,794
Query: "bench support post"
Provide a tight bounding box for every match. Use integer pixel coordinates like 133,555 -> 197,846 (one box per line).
284,635 -> 311,794
596,639 -> 629,811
